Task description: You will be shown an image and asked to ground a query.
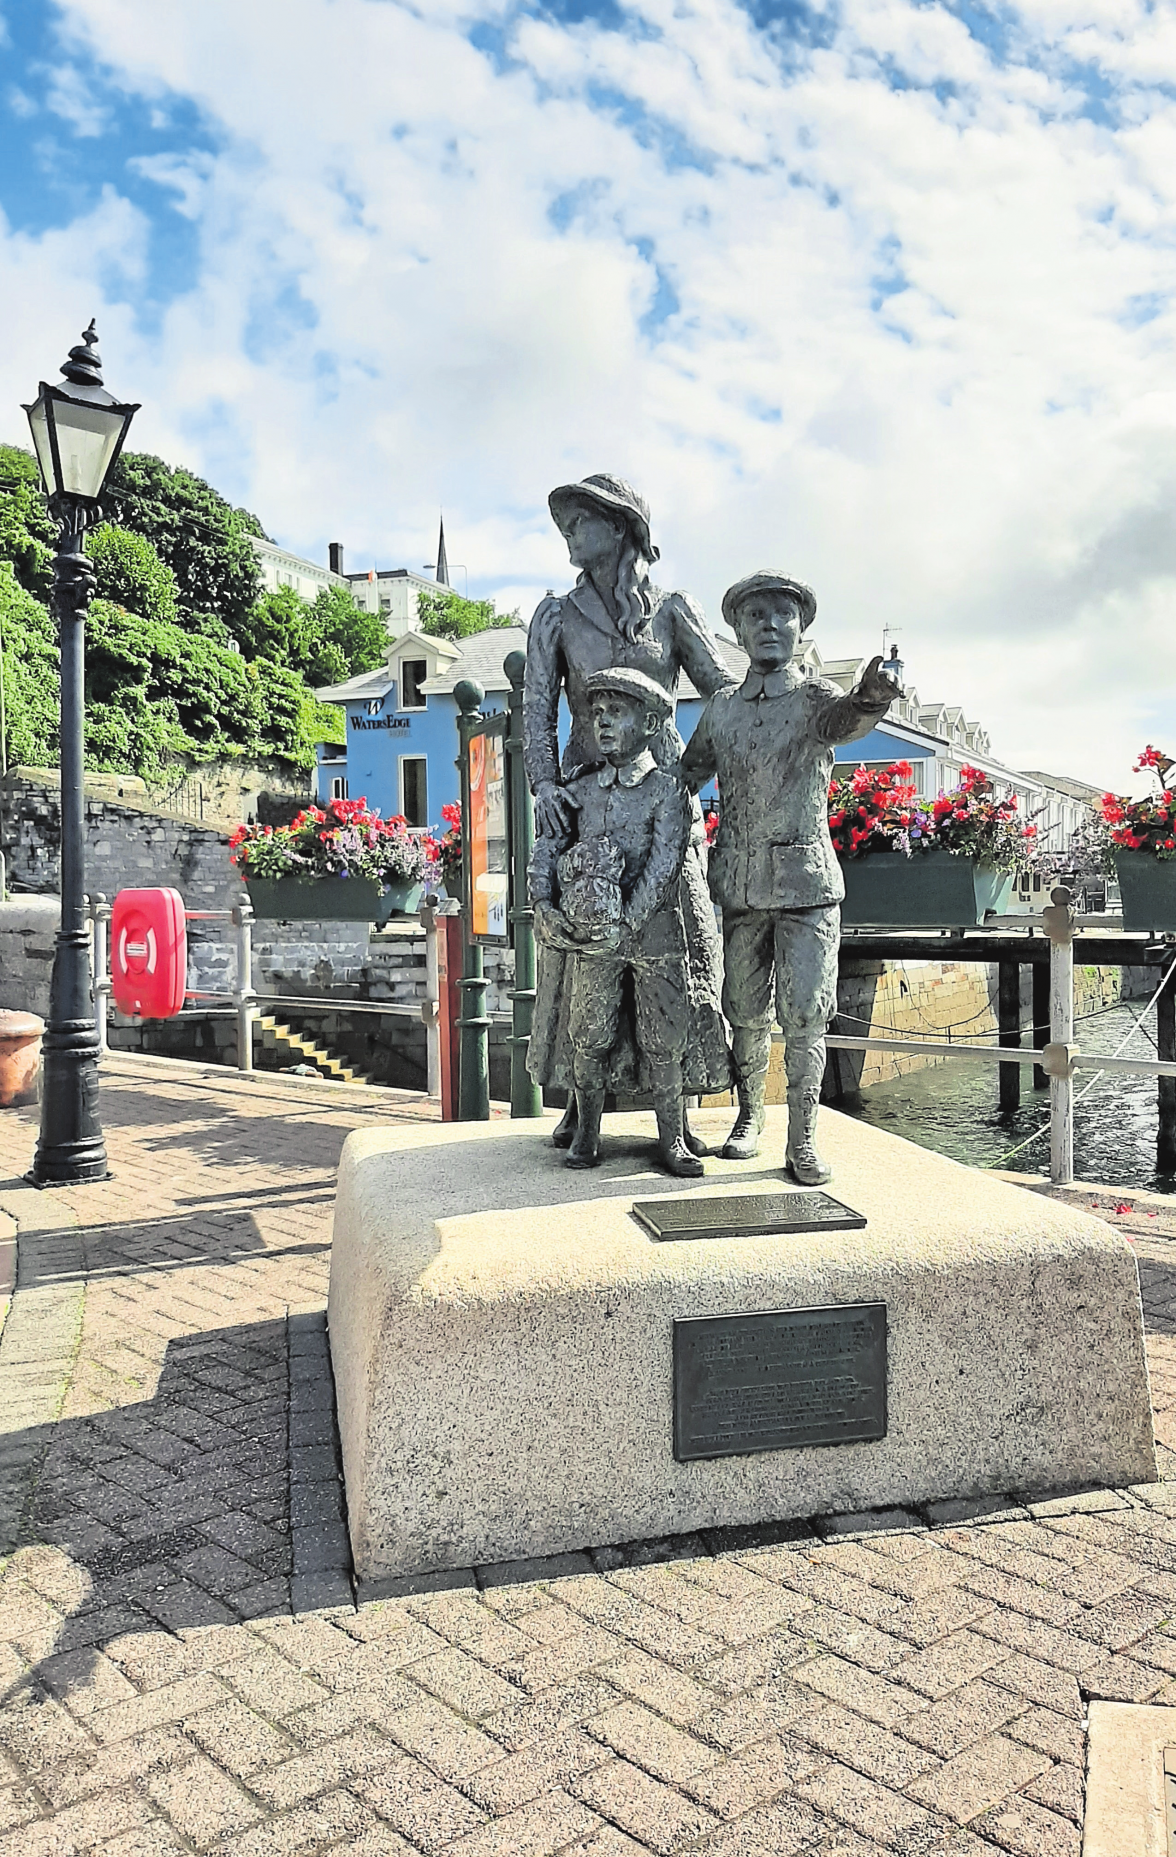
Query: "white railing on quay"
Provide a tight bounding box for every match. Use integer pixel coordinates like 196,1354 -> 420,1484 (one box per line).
827,885 -> 1176,1184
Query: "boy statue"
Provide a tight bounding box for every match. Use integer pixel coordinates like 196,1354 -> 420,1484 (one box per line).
529,666 -> 702,1178
680,573 -> 899,1184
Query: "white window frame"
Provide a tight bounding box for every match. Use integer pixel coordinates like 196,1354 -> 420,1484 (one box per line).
399,755 -> 428,828
398,657 -> 428,712
329,776 -> 349,802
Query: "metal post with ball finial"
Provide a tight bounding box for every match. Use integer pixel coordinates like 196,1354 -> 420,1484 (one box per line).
504,650 -> 542,1117
455,678 -> 490,1120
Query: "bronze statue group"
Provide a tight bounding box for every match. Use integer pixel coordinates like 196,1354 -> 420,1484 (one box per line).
523,474 -> 900,1185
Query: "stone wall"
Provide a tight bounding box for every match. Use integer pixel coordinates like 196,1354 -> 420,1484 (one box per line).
2,769 -> 244,1002
5,760 -> 310,834
0,896 -> 59,1018
2,769 -> 241,910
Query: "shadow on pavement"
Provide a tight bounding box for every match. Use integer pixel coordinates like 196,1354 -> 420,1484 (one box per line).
0,1315 -> 333,1710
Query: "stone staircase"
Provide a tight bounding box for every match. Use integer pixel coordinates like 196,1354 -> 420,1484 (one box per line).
256,1013 -> 374,1086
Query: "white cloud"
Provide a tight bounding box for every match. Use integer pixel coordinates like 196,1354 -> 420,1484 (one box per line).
1,0 -> 1174,789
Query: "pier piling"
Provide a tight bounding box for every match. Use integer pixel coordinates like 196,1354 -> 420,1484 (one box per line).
998,959 -> 1021,1111
1032,960 -> 1049,1090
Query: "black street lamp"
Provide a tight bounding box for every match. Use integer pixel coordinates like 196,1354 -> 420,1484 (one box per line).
22,323 -> 138,1185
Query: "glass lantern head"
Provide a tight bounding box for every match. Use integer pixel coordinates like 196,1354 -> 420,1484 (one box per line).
23,323 -> 139,512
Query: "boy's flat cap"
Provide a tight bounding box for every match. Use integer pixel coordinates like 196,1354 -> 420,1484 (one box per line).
584,666 -> 674,721
722,572 -> 817,631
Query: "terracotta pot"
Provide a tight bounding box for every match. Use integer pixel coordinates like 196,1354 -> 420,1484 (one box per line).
0,1010 -> 44,1108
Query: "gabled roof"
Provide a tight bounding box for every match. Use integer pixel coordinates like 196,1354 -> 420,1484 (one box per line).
314,665 -> 397,704
678,634 -> 748,698
314,629 -> 459,703
420,625 -> 531,696
386,629 -> 461,662
1018,769 -> 1104,805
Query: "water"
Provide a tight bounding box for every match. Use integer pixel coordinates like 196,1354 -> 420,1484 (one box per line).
837,1001 -> 1175,1192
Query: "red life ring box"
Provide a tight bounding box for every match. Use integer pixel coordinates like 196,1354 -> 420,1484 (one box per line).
111,888 -> 187,1019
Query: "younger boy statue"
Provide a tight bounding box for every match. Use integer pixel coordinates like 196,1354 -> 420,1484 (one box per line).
528,667 -> 702,1178
680,574 -> 899,1184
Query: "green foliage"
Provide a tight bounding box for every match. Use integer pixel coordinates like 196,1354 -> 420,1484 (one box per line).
0,563 -> 58,767
0,445 -> 355,782
239,582 -> 387,688
416,587 -> 515,641
103,451 -> 265,638
89,524 -> 180,626
309,583 -> 386,678
0,444 -> 55,599
81,600 -> 340,777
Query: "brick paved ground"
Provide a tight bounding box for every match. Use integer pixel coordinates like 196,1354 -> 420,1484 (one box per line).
2,1054 -> 1176,1856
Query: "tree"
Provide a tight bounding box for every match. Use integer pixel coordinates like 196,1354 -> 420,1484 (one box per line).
102,451 -> 265,639
0,444 -> 55,600
238,581 -> 386,687
0,563 -> 57,767
309,583 -> 385,679
0,442 -> 348,781
416,587 -> 516,641
82,599 -> 342,779
89,524 -> 180,627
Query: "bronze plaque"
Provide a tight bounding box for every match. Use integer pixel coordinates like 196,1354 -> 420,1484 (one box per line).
633,1191 -> 865,1244
673,1303 -> 887,1462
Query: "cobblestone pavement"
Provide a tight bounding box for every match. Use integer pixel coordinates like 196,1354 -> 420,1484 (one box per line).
2,1055 -> 1176,1856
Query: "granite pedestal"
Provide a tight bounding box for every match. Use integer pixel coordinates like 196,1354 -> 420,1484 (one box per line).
327,1107 -> 1156,1581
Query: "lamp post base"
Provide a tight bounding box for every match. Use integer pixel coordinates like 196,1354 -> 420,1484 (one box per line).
28,1013 -> 108,1187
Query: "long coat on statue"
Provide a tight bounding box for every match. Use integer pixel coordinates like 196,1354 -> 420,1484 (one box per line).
523,578 -> 732,1097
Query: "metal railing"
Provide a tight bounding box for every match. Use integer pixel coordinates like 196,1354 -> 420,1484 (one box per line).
86,894 -> 258,1073
85,895 -> 452,1093
826,885 -> 1176,1183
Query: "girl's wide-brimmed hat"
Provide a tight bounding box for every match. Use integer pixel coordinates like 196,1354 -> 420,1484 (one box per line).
722,572 -> 817,632
548,473 -> 659,563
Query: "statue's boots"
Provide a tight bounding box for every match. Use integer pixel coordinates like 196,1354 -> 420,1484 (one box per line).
785,1075 -> 832,1186
566,1088 -> 603,1169
682,1103 -> 706,1159
551,1098 -> 577,1150
722,1028 -> 769,1161
650,1066 -> 704,1178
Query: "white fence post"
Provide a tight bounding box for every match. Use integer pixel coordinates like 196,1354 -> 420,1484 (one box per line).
91,893 -> 110,1055
232,901 -> 256,1072
1043,885 -> 1077,1185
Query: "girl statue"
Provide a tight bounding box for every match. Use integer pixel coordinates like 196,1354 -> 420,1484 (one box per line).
523,473 -> 733,1142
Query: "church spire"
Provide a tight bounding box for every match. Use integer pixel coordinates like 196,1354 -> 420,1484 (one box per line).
435,515 -> 450,588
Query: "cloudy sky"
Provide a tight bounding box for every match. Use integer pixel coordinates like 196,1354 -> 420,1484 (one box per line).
1,0 -> 1174,790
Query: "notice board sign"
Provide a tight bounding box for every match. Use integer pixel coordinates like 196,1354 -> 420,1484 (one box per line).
466,714 -> 509,944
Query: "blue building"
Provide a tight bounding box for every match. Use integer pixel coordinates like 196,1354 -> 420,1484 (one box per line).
315,624 -> 527,826
317,621 -> 1091,861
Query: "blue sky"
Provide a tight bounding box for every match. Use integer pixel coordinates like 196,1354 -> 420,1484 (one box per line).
2,0 -> 1175,786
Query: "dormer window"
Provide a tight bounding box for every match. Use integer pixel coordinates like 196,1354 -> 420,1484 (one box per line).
400,659 -> 428,710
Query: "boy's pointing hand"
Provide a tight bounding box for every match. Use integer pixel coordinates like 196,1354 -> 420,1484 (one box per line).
858,653 -> 901,707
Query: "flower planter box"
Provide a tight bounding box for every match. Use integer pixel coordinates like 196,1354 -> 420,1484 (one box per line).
839,849 -> 1014,928
1114,851 -> 1176,933
246,877 -> 424,924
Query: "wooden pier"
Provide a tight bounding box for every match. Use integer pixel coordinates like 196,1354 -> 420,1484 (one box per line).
835,925 -> 1176,1173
